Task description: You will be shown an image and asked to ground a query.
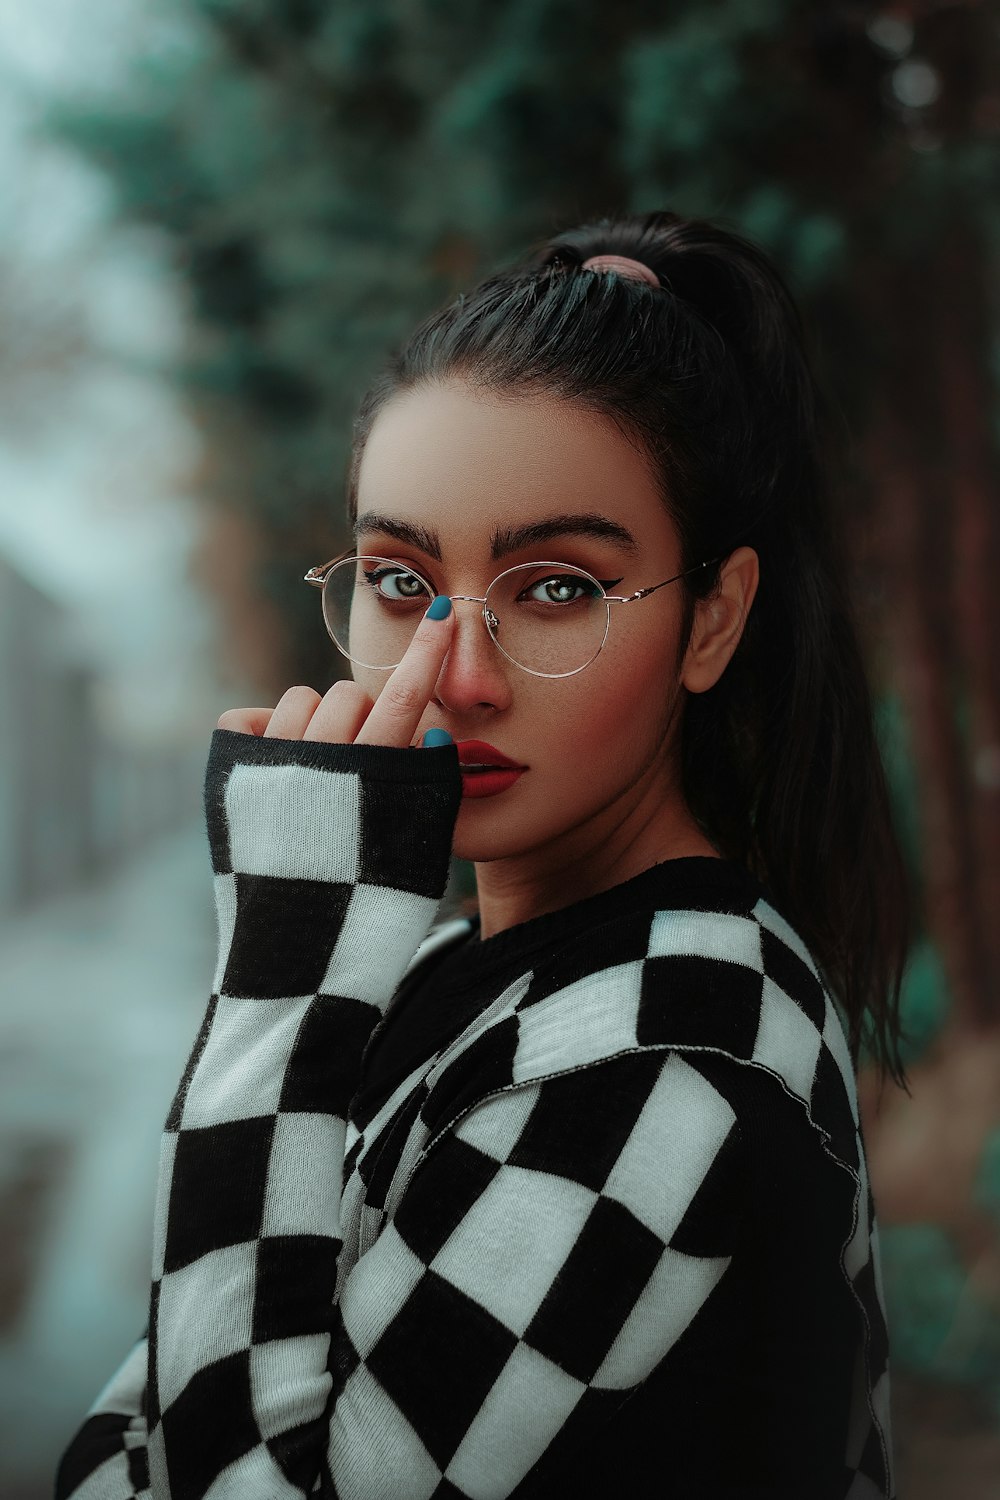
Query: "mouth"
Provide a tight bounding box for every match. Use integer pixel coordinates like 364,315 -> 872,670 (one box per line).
457,766 -> 527,799
454,739 -> 527,772
453,740 -> 527,799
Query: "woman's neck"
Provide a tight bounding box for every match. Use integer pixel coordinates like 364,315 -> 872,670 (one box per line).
471,781 -> 719,941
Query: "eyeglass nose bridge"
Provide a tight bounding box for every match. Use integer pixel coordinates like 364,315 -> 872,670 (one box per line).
443,593 -> 501,640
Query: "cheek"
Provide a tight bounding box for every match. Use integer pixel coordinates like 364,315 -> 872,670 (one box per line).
544,636 -> 675,783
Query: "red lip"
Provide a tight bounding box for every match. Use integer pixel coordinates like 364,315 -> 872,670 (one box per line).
454,739 -> 526,770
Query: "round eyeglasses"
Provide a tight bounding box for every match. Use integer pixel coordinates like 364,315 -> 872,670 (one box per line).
303,551 -> 725,679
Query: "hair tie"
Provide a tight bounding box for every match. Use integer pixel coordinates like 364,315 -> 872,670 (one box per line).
580,254 -> 660,289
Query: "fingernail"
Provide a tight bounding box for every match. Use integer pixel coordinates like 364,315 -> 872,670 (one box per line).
422,728 -> 453,748
426,595 -> 452,621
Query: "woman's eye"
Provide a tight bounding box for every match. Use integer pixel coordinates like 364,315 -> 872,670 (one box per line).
363,567 -> 430,603
534,576 -> 586,605
520,575 -> 614,605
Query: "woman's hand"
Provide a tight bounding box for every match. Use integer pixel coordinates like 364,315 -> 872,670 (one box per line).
216,596 -> 456,747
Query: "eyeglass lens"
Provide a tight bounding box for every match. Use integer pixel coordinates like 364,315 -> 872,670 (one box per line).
322,556 -> 610,676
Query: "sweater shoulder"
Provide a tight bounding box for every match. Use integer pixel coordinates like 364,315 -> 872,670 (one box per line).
413,893 -> 862,1177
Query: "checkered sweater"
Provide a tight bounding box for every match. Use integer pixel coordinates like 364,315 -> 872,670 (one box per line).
56,729 -> 895,1499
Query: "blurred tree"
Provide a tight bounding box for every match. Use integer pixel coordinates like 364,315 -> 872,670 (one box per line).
0,212 -> 91,443
46,0 -> 1000,1038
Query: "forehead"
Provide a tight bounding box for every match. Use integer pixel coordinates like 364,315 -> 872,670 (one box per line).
356,380 -> 675,552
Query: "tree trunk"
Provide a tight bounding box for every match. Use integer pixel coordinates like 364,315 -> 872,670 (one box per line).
860,233 -> 991,1031
937,225 -> 1000,1015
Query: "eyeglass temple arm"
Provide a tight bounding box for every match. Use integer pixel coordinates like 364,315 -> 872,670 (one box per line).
605,556 -> 726,603
303,548 -> 356,587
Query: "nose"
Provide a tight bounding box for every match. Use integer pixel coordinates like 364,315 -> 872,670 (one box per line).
430,598 -> 514,715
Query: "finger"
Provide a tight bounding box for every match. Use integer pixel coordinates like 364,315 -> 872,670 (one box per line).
263,685 -> 323,739
302,679 -> 374,743
353,595 -> 455,749
217,707 -> 275,737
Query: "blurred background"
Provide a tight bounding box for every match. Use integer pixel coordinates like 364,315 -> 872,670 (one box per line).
0,1 -> 998,1495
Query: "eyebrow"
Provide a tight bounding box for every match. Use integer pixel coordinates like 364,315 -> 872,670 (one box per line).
352,510 -> 640,561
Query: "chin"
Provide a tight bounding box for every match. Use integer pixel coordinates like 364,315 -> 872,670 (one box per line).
451,830 -> 510,864
451,811 -> 561,867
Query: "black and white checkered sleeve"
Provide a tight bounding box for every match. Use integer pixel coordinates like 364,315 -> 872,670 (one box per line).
54,1330 -> 151,1498
323,1046 -> 747,1497
55,728 -> 461,1500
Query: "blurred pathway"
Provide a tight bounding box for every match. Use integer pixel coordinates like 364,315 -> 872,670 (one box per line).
0,823 -> 215,1498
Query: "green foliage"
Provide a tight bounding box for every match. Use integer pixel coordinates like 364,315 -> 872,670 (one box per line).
874,691 -> 923,905
895,938 -> 950,1068
862,690 -> 954,1070
973,1128 -> 1000,1230
738,187 -> 847,290
880,1224 -> 1000,1414
854,932 -> 949,1074
621,23 -> 747,165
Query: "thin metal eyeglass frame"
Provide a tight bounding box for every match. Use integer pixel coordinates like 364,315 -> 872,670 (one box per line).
302,549 -> 727,678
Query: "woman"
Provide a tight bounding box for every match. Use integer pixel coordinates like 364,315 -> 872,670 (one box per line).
56,209 -> 910,1499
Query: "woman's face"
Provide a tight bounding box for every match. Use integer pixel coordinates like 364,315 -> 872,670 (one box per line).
351,379 -> 702,869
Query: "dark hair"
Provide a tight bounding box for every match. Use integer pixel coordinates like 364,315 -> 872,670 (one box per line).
346,209 -> 913,1095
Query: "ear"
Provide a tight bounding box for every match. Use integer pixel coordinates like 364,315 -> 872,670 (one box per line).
680,547 -> 759,694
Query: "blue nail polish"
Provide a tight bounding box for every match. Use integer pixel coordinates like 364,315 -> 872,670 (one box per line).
426,594 -> 452,620
422,728 -> 453,748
